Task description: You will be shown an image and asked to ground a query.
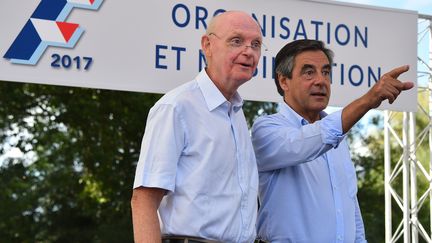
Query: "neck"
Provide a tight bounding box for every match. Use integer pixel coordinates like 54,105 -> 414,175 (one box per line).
284,99 -> 321,123
205,68 -> 237,101
215,82 -> 236,101
303,112 -> 320,123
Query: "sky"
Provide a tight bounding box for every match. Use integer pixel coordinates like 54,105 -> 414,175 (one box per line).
336,0 -> 432,15
335,0 -> 432,87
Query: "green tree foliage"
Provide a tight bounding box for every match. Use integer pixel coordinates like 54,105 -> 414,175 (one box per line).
243,100 -> 278,127
349,116 -> 389,243
351,88 -> 431,243
0,81 -> 161,242
4,79 -> 428,243
0,81 -> 277,242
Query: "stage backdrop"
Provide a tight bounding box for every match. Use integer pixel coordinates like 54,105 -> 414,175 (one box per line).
0,0 -> 417,111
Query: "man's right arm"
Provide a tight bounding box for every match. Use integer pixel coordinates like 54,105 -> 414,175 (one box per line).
341,65 -> 414,133
252,116 -> 337,171
131,187 -> 166,243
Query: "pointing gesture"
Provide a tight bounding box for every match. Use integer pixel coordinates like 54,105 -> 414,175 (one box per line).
342,65 -> 415,133
365,65 -> 414,109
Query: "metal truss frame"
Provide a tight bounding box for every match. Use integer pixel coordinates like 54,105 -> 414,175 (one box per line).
384,14 -> 432,243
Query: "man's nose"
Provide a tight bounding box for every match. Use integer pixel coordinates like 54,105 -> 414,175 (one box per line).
313,76 -> 325,85
313,72 -> 329,85
241,45 -> 257,56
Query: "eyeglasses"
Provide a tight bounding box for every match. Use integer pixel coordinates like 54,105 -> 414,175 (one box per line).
208,33 -> 268,52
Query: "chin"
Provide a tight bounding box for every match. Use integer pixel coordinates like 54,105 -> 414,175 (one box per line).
312,103 -> 328,112
236,74 -> 253,83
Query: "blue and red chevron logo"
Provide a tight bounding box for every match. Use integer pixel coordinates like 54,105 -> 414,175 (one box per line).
3,0 -> 103,65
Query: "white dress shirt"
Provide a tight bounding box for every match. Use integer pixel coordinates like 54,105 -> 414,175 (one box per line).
134,69 -> 258,243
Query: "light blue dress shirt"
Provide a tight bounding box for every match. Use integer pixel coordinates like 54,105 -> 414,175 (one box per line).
133,70 -> 258,243
252,102 -> 366,243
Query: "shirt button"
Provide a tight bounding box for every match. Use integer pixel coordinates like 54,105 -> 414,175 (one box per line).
338,236 -> 343,240
337,209 -> 341,214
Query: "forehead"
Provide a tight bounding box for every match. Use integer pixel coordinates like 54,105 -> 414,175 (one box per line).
294,50 -> 330,68
214,14 -> 262,39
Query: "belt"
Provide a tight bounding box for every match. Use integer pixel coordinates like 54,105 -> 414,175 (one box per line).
162,235 -> 221,243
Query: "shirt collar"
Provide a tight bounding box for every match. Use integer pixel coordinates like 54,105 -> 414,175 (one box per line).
279,102 -> 328,126
197,69 -> 244,112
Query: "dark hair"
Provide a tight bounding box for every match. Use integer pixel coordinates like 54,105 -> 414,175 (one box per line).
274,39 -> 334,96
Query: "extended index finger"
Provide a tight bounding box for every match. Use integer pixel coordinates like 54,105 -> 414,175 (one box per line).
385,65 -> 410,79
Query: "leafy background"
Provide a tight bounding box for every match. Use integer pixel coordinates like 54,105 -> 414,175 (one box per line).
0,81 -> 429,242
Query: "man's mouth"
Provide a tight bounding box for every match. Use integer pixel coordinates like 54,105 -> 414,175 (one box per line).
311,92 -> 327,97
238,62 -> 253,68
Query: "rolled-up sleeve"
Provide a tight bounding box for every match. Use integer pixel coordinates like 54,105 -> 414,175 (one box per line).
252,109 -> 346,172
133,103 -> 185,192
320,109 -> 345,148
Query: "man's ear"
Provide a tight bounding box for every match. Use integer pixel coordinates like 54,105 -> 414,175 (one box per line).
278,73 -> 289,92
201,35 -> 212,57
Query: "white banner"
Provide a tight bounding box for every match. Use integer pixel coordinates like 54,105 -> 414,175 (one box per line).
0,0 -> 417,111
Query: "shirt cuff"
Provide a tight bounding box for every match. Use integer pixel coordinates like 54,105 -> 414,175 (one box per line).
320,110 -> 345,148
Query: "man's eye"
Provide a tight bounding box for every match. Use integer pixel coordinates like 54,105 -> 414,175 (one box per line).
251,41 -> 261,49
305,70 -> 314,75
230,38 -> 243,47
323,70 -> 330,76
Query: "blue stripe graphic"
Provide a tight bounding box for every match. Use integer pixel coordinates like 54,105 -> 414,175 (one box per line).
3,0 -> 103,65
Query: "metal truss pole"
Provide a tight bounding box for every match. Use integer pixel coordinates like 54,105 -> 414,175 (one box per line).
384,110 -> 392,242
403,112 -> 411,243
409,111 -> 417,243
384,110 -> 410,243
428,17 -> 432,241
